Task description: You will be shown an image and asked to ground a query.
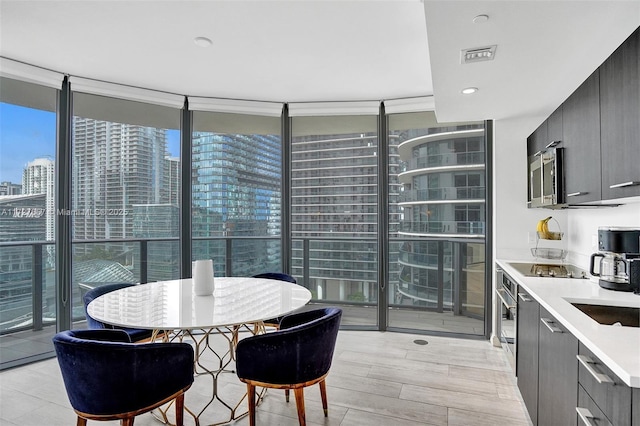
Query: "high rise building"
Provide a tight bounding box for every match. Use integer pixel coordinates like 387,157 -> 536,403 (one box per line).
395,123 -> 486,311
22,158 -> 55,241
191,131 -> 282,276
0,182 -> 22,196
290,129 -> 402,303
72,118 -> 169,241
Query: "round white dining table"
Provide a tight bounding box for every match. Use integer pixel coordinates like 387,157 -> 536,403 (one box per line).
87,277 -> 312,426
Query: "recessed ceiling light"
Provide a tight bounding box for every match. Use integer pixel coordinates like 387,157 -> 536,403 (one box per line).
473,14 -> 489,24
461,87 -> 478,95
194,37 -> 212,48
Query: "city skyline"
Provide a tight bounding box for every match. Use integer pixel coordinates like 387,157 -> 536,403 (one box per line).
0,103 -> 180,184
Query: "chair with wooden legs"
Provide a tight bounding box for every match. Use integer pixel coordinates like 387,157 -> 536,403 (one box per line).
53,329 -> 194,426
235,307 -> 342,426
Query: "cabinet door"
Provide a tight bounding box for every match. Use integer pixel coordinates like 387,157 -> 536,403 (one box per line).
563,69 -> 602,203
527,120 -> 548,157
633,388 -> 640,426
538,307 -> 578,426
577,385 -> 613,426
547,106 -> 563,144
516,288 -> 539,425
600,27 -> 640,199
578,342 -> 632,426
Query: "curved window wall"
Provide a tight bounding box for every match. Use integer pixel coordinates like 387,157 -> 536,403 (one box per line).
0,64 -> 491,368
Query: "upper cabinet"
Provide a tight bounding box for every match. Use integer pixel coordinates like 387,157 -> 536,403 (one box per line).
527,120 -> 548,157
562,69 -> 601,203
599,27 -> 640,199
526,26 -> 640,207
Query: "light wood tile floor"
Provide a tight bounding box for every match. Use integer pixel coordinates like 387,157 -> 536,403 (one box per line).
0,330 -> 532,426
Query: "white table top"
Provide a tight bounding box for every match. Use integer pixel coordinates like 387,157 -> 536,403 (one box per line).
87,277 -> 312,330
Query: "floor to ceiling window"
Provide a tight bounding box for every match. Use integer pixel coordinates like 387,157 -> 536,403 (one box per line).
191,110 -> 282,277
290,111 -> 379,327
70,90 -> 182,327
0,76 -> 59,368
387,111 -> 487,335
0,60 -> 493,369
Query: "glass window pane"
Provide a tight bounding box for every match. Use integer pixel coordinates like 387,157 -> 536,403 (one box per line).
71,93 -> 181,315
192,111 -> 282,277
388,111 -> 486,335
0,77 -> 57,366
291,115 -> 378,326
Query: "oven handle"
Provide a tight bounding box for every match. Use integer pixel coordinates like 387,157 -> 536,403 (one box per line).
496,288 -> 516,310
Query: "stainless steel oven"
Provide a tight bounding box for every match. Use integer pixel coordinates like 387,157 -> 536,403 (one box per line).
496,268 -> 517,370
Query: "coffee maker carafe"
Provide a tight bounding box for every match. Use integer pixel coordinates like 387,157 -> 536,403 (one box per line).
590,227 -> 640,292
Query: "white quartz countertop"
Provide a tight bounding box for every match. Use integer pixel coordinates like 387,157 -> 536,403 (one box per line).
497,259 -> 640,388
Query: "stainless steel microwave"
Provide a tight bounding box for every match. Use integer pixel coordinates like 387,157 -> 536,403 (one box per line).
528,145 -> 565,208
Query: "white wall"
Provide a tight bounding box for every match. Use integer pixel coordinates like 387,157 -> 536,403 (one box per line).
493,116 -> 568,261
567,203 -> 640,269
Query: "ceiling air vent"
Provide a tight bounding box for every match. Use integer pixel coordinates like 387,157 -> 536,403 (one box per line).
461,45 -> 497,64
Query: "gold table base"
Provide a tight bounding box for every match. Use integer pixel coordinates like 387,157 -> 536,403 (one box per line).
152,322 -> 267,426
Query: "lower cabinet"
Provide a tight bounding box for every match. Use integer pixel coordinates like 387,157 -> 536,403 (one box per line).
578,385 -> 613,426
577,342 -> 632,426
538,307 -> 578,426
516,287 -> 539,425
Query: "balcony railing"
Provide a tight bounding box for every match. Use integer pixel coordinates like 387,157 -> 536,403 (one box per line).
404,151 -> 484,170
0,234 -> 484,336
398,221 -> 485,236
398,186 -> 485,203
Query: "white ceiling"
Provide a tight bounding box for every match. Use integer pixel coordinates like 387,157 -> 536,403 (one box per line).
1,0 -> 639,123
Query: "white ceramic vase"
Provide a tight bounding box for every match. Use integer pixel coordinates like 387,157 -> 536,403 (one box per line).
192,259 -> 215,296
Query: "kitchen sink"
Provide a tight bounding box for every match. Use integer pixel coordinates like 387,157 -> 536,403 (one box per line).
571,303 -> 640,328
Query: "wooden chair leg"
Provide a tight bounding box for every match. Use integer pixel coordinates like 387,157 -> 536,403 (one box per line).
319,379 -> 328,416
293,387 -> 306,426
285,388 -> 290,402
247,383 -> 256,426
76,416 -> 87,426
121,418 -> 134,426
175,393 -> 185,426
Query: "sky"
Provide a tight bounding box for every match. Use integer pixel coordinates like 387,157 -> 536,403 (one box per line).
0,103 -> 180,184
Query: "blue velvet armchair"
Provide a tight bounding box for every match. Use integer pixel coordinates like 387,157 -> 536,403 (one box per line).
53,329 -> 194,426
235,307 -> 342,426
83,282 -> 156,342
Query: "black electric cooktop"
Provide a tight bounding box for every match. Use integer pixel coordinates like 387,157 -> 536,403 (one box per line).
507,262 -> 588,279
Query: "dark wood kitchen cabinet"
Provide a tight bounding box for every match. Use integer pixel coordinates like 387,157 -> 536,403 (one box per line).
578,342 -> 632,426
562,69 -> 601,203
547,105 -> 563,145
599,27 -> 640,200
538,307 -> 578,426
516,287 -> 539,425
527,120 -> 548,158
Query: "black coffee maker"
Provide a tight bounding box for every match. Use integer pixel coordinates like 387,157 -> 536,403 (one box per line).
590,227 -> 640,292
